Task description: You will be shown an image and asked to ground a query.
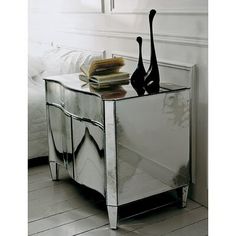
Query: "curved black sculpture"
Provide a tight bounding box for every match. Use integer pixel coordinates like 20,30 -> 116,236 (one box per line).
131,36 -> 146,96
144,9 -> 160,94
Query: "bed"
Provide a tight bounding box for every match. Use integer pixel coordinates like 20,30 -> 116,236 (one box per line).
28,43 -> 103,159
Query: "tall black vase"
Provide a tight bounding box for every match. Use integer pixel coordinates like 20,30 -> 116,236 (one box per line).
131,36 -> 146,96
144,9 -> 160,94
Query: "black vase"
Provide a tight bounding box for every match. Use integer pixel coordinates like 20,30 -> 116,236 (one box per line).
144,9 -> 160,94
131,36 -> 146,96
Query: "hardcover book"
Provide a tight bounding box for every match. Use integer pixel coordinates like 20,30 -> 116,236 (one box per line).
79,72 -> 130,89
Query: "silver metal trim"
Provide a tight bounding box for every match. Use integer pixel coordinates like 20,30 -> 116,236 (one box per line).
70,116 -> 75,179
47,102 -> 104,130
45,82 -> 50,159
105,101 -> 118,207
49,161 -> 59,180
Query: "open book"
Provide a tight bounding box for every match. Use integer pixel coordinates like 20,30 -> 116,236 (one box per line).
79,57 -> 129,89
80,57 -> 125,77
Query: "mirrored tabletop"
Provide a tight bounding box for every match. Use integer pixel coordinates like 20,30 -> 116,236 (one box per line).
44,73 -> 189,101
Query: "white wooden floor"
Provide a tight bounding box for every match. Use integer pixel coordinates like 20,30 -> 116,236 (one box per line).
28,164 -> 208,236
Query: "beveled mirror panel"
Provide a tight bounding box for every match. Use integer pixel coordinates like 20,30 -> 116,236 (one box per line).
115,90 -> 190,205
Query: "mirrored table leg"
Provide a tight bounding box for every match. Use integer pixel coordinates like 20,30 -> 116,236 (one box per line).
177,185 -> 189,208
107,205 -> 118,229
49,161 -> 59,180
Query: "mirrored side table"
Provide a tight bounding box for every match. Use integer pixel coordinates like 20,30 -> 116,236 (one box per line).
44,73 -> 190,229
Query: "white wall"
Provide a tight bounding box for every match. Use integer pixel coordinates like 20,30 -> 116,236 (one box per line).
29,0 -> 208,206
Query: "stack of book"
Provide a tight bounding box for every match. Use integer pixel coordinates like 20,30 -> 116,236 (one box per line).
79,57 -> 129,89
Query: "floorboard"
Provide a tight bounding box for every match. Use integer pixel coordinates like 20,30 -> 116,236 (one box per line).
165,219 -> 208,236
28,164 -> 208,236
130,207 -> 207,236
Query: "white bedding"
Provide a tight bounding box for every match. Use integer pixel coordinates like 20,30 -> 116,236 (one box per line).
28,74 -> 48,159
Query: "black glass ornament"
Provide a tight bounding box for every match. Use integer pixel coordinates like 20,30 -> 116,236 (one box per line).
144,9 -> 160,94
131,36 -> 146,96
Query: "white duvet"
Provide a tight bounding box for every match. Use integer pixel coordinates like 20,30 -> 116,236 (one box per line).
28,74 -> 48,159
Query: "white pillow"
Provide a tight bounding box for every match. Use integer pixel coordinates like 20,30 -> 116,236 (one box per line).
43,48 -> 102,76
28,42 -> 52,58
28,73 -> 44,87
28,55 -> 45,78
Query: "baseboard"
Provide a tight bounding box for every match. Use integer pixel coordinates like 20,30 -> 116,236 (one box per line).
189,183 -> 208,207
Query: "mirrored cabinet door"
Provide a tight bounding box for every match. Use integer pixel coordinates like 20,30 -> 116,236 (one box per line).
47,105 -> 66,166
72,119 -> 105,196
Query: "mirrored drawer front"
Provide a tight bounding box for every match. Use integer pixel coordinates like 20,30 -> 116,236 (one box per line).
46,81 -> 104,125
64,89 -> 104,124
46,81 -> 62,105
